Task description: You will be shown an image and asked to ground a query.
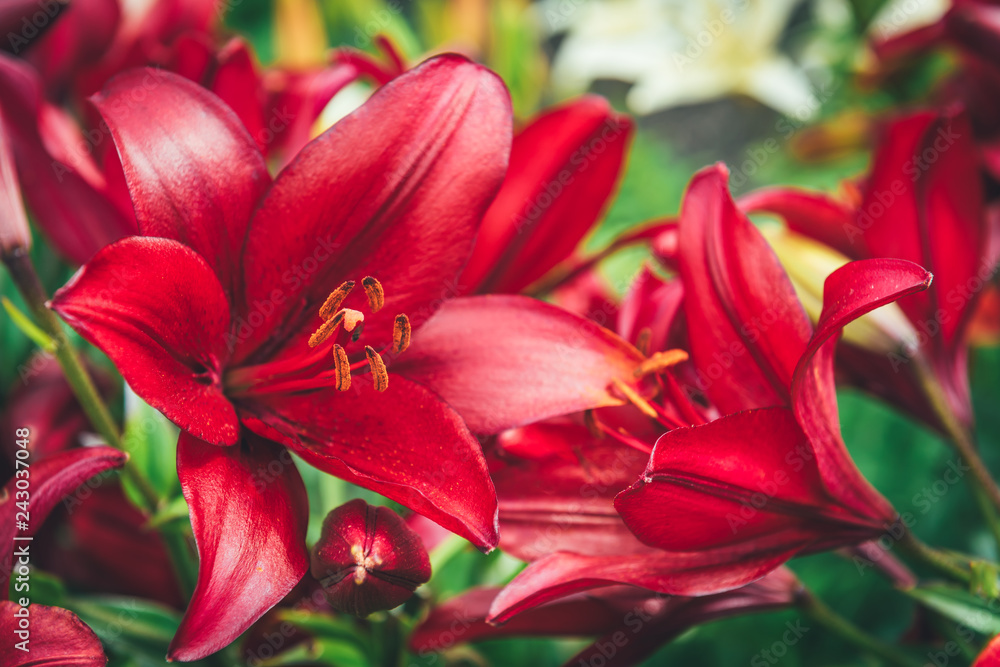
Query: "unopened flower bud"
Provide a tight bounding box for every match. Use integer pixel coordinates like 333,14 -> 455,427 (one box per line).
310,499 -> 431,617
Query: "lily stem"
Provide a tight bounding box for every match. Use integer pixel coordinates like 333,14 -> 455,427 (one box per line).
898,530 -> 972,585
797,590 -> 923,667
914,355 -> 1000,536
1,247 -> 196,596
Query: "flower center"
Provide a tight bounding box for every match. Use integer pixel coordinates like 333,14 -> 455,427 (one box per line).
225,276 -> 410,396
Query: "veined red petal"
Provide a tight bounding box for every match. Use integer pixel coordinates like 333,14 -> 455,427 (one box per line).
234,54 -> 511,365
487,549 -> 794,623
0,602 -> 106,666
790,258 -> 930,519
91,68 -> 271,298
678,165 -> 812,413
240,376 -> 499,550
170,432 -> 309,662
1,446 -> 127,597
461,96 -> 633,294
397,295 -> 646,434
51,237 -> 239,446
615,408 -> 864,554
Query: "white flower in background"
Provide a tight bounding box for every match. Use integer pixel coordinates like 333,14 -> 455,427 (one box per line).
541,0 -> 820,117
867,0 -> 947,42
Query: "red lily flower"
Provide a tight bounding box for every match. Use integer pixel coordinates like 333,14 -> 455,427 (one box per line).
0,602 -> 106,666
614,164 -> 932,567
485,164 -> 931,622
740,108 -> 999,430
413,569 -> 799,667
459,95 -> 633,294
49,57 -> 648,660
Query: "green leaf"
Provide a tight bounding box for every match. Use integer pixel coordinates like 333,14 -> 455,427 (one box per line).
907,584 -> 1000,635
256,637 -> 371,667
972,561 -> 1000,600
68,595 -> 181,663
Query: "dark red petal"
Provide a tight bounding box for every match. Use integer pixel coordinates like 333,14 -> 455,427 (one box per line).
0,106 -> 29,253
0,54 -> 135,264
396,295 -> 646,434
234,54 -> 511,364
678,165 -> 812,413
616,267 -> 684,352
91,68 -> 271,297
207,39 -> 269,156
790,258 -> 930,520
51,237 -> 239,446
461,96 -> 633,294
25,0 -> 120,92
860,110 -> 985,352
240,375 -> 499,550
0,602 -> 106,666
170,432 -> 309,662
491,429 -> 654,561
615,408 -> 851,553
567,568 -> 801,667
311,499 -> 431,616
410,585 -> 656,652
738,187 -> 860,259
487,549 -> 794,623
1,446 -> 127,597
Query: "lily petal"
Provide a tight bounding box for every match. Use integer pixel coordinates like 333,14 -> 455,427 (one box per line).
0,602 -> 106,666
241,376 -> 499,550
678,165 -> 812,413
739,187 -> 859,259
791,257 -> 931,519
615,408 -> 865,554
461,96 -> 633,294
91,68 -> 271,297
170,432 -> 309,662
397,295 -> 646,434
234,54 -> 511,364
1,446 -> 127,597
487,548 -> 793,623
51,237 -> 239,446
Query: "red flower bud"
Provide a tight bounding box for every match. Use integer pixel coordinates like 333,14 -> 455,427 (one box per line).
311,499 -> 431,617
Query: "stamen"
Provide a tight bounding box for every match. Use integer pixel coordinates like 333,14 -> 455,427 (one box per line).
332,344 -> 351,391
308,310 -> 345,347
634,349 -> 689,377
362,276 -> 385,312
635,328 -> 652,357
341,308 -> 365,332
320,281 -> 355,320
365,346 -> 389,392
392,314 -> 410,354
611,377 -> 658,419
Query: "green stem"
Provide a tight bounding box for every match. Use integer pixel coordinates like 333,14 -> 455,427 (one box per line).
2,247 -> 196,597
898,530 -> 972,584
913,355 -> 1000,530
797,590 -> 923,667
